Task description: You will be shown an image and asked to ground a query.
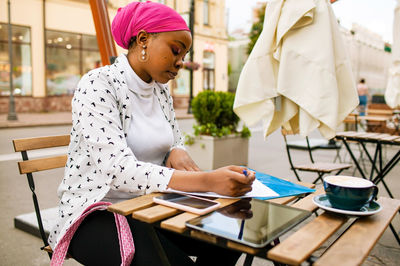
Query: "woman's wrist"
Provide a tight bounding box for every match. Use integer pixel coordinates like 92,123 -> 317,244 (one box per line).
168,170 -> 210,192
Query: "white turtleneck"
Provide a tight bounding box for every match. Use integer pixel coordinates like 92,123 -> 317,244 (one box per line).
121,54 -> 174,165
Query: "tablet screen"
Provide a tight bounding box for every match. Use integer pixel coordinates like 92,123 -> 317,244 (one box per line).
186,198 -> 311,248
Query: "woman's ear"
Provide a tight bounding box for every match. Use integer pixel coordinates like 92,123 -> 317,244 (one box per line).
136,30 -> 149,46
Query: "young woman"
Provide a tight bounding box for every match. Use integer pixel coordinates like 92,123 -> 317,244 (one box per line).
357,78 -> 369,116
49,2 -> 255,265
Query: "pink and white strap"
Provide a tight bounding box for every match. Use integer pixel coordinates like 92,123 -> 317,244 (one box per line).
51,202 -> 135,266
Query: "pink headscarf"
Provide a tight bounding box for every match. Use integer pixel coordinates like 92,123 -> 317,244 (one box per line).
112,1 -> 190,49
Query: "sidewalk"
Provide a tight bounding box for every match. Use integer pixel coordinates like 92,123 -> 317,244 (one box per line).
0,108 -> 193,128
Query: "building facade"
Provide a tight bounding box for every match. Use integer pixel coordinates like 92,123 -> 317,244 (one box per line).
228,22 -> 392,97
228,29 -> 249,92
0,0 -> 229,113
341,23 -> 392,93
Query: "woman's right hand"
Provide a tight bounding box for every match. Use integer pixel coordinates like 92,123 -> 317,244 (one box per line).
207,166 -> 255,197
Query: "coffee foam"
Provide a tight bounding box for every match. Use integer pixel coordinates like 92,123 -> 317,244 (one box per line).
324,176 -> 373,188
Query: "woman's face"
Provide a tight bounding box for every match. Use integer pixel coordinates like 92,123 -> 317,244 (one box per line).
129,30 -> 192,84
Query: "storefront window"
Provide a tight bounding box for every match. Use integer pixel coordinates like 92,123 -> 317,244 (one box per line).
203,51 -> 215,90
0,23 -> 32,96
46,30 -> 100,95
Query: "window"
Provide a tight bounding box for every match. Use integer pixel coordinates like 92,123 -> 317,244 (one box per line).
46,30 -> 100,95
0,23 -> 32,96
203,51 -> 215,90
203,0 -> 209,25
173,69 -> 190,95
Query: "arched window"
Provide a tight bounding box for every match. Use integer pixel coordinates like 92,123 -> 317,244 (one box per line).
203,51 -> 215,91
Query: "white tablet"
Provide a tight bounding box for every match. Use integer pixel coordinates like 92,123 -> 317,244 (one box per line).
153,193 -> 221,215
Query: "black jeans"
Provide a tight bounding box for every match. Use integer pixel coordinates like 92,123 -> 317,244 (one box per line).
68,210 -> 241,266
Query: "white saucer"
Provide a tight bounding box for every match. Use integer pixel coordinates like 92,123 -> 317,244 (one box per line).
312,194 -> 382,216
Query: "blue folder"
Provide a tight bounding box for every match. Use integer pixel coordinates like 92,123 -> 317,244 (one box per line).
253,170 -> 315,200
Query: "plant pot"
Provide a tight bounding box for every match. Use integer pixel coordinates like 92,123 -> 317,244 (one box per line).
186,134 -> 249,171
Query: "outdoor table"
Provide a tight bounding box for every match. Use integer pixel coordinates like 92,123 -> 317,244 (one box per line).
335,131 -> 400,198
367,109 -> 394,116
359,115 -> 389,132
107,185 -> 400,265
343,115 -> 389,132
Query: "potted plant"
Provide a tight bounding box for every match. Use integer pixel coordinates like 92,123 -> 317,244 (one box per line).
185,90 -> 251,170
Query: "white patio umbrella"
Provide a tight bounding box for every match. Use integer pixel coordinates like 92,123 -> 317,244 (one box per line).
385,0 -> 400,109
233,0 -> 358,139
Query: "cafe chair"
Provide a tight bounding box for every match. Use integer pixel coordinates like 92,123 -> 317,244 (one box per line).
13,135 -> 70,259
282,128 -> 352,184
285,136 -> 343,163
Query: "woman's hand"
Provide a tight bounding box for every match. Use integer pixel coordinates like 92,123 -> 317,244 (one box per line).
166,148 -> 200,171
208,166 -> 255,197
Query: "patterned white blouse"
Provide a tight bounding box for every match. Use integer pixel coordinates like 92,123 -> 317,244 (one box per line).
48,54 -> 185,250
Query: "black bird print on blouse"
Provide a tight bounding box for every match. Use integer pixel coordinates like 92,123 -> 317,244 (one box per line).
48,55 -> 185,248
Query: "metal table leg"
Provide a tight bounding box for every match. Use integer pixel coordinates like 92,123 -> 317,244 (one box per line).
342,139 -> 367,179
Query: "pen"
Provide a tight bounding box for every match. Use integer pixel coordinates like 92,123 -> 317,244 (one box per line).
239,169 -> 247,240
238,219 -> 245,239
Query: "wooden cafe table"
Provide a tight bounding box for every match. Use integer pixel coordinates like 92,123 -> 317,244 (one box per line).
107,183 -> 400,266
343,114 -> 389,132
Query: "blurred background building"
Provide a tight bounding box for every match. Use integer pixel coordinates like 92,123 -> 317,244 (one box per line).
0,0 -> 229,113
227,2 -> 393,100
0,0 -> 394,113
341,23 -> 392,94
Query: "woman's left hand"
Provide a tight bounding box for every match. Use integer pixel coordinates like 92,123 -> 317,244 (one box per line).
166,148 -> 200,171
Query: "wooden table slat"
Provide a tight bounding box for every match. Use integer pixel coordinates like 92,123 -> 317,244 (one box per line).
356,132 -> 382,139
291,187 -> 325,212
360,133 -> 389,140
190,230 -> 218,244
314,197 -> 400,266
336,131 -> 358,137
132,204 -> 180,223
379,135 -> 400,141
268,196 -> 297,205
365,133 -> 390,140
358,115 -> 388,122
226,241 -> 263,255
160,198 -> 239,233
107,193 -> 162,216
350,132 -> 378,138
161,212 -> 199,233
267,212 -> 348,265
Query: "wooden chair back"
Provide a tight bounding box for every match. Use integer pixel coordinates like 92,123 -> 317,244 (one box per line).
13,135 -> 70,257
